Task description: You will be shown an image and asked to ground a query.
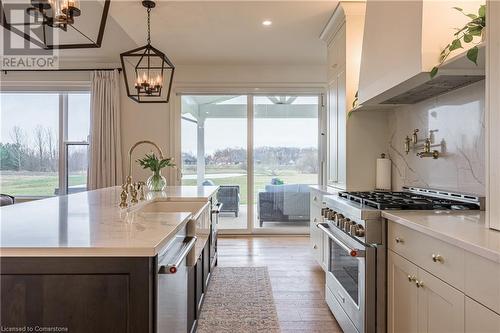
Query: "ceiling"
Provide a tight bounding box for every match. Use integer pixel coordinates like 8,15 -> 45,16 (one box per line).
59,1 -> 338,66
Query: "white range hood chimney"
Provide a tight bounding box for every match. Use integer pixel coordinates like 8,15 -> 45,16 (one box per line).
358,0 -> 485,107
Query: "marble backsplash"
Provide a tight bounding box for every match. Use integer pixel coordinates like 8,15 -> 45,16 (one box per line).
387,81 -> 485,196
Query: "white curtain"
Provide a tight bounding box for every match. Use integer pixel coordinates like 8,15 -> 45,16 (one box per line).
88,70 -> 123,190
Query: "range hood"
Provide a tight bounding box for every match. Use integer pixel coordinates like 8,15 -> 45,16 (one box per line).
357,0 -> 485,109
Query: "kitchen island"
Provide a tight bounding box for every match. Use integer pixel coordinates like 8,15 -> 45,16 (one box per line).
0,186 -> 219,333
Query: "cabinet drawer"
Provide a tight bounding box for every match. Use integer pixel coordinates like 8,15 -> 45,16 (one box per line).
388,221 -> 465,290
465,252 -> 500,314
465,297 -> 500,333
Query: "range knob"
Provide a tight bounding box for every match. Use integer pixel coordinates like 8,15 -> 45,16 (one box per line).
321,208 -> 329,218
349,222 -> 358,235
328,210 -> 337,221
343,219 -> 352,232
355,225 -> 365,237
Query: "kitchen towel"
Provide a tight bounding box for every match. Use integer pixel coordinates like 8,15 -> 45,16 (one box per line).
376,154 -> 391,191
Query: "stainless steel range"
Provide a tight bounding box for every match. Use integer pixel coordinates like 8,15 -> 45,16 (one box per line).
317,186 -> 483,333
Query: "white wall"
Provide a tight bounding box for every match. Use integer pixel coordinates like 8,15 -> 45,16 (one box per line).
1,64 -> 326,184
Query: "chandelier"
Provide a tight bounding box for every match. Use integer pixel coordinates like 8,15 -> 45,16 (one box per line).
0,0 -> 110,49
27,0 -> 81,30
120,0 -> 175,103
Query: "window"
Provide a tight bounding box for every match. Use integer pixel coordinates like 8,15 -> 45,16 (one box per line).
1,92 -> 91,197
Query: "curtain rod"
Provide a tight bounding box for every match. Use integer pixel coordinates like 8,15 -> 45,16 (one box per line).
3,68 -> 122,74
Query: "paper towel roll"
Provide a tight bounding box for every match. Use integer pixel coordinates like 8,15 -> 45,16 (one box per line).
376,154 -> 392,191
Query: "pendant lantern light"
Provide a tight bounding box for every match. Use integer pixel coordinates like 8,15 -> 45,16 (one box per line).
0,0 -> 110,49
120,0 -> 174,103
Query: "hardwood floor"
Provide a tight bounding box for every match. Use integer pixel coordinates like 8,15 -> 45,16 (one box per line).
217,236 -> 343,333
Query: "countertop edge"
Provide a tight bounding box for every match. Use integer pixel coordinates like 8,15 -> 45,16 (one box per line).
382,211 -> 500,264
0,210 -> 191,257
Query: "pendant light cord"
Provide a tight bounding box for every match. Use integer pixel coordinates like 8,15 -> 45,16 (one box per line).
147,7 -> 151,45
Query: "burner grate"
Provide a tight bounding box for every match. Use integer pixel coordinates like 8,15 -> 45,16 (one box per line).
338,191 -> 480,210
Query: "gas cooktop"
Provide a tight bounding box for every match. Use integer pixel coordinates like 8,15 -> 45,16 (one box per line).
338,190 -> 480,210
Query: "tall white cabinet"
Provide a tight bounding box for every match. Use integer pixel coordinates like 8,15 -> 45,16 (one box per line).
321,1 -> 389,191
487,0 -> 500,231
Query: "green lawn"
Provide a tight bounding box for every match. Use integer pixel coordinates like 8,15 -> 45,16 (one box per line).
0,172 -> 87,196
182,170 -> 317,204
1,169 -> 315,200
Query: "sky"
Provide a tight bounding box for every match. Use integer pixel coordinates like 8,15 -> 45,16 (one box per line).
181,95 -> 319,156
1,93 -> 90,145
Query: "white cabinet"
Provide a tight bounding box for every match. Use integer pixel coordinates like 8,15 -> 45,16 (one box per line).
309,197 -> 323,265
388,251 -> 419,333
487,0 -> 500,231
310,189 -> 326,269
465,297 -> 500,333
388,251 -> 464,333
388,220 -> 500,333
416,269 -> 464,333
321,2 -> 390,191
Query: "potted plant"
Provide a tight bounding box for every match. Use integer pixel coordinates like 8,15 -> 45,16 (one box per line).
137,153 -> 175,191
431,5 -> 486,78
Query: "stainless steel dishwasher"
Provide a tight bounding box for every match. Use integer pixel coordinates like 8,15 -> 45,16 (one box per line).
157,226 -> 197,333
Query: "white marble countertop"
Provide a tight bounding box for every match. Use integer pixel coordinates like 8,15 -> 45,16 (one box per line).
0,186 -> 218,257
309,185 -> 341,196
382,210 -> 500,263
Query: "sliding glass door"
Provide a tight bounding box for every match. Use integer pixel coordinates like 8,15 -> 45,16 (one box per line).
180,94 -> 320,234
181,96 -> 248,230
253,96 -> 319,232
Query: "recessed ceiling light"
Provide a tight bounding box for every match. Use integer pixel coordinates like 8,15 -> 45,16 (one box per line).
262,20 -> 272,26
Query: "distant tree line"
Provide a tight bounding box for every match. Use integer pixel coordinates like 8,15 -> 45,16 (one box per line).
0,126 -> 87,172
182,146 -> 318,174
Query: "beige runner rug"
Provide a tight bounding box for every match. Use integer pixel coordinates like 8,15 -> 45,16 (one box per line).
196,267 -> 280,333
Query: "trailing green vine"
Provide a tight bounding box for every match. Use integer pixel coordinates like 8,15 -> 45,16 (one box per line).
430,5 -> 486,78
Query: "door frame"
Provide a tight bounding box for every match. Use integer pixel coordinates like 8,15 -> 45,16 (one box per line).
171,87 -> 326,235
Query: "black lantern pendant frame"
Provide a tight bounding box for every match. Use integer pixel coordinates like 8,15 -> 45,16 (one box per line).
120,0 -> 175,104
0,0 -> 110,50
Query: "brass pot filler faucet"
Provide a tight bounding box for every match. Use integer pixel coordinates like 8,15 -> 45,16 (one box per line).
404,129 -> 440,159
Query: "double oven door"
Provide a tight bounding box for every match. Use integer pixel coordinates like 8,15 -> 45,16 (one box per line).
319,222 -> 376,333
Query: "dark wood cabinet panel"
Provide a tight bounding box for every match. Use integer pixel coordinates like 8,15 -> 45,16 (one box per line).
0,257 -> 154,333
196,255 -> 204,314
187,266 -> 196,333
2,274 -> 128,333
203,241 -> 210,290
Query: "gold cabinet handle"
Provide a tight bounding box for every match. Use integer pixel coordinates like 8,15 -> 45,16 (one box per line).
432,254 -> 444,263
416,280 -> 424,288
407,275 -> 417,282
313,244 -> 318,249
395,237 -> 404,244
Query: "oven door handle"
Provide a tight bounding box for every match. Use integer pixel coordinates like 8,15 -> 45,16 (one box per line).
158,236 -> 197,274
317,223 -> 365,258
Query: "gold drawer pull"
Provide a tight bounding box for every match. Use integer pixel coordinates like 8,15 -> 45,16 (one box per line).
416,280 -> 424,288
432,254 -> 444,263
395,237 -> 404,244
407,275 -> 416,282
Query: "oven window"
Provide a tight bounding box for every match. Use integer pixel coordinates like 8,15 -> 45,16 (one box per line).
329,239 -> 359,305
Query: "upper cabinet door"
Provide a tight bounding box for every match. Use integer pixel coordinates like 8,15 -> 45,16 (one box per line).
388,251 -> 419,333
417,269 -> 465,333
487,0 -> 500,231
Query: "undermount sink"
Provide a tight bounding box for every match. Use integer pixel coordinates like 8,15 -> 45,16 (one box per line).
139,201 -> 212,249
